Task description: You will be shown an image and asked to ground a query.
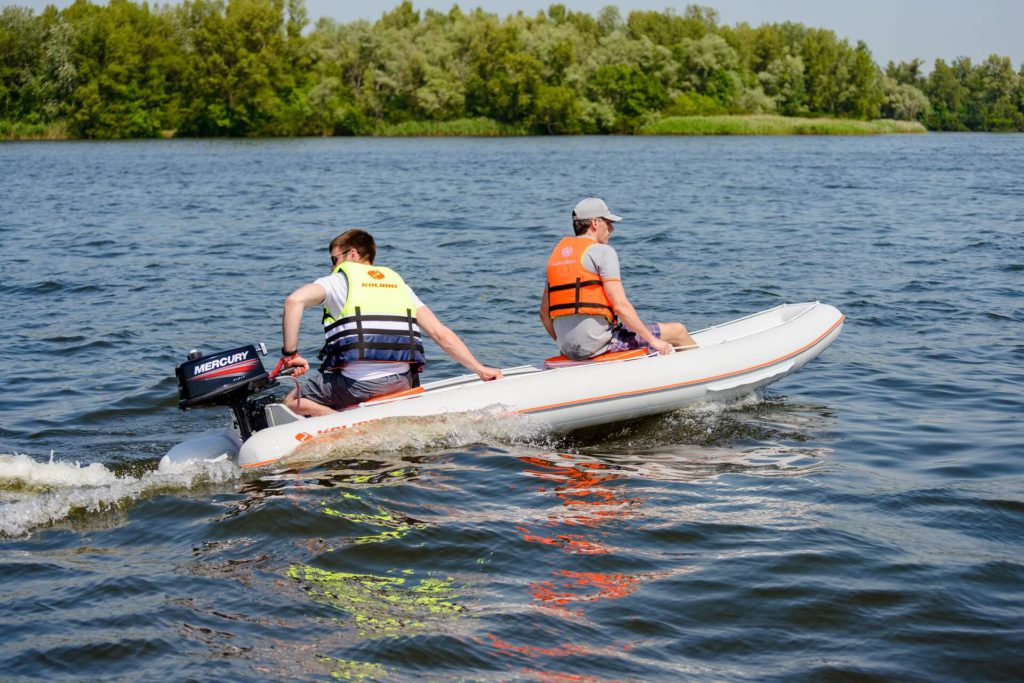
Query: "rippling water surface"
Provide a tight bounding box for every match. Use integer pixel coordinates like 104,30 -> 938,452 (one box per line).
1,134 -> 1022,681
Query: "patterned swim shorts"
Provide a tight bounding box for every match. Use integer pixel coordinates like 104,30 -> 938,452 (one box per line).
606,322 -> 662,353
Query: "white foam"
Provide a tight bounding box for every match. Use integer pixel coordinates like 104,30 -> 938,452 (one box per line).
0,452 -> 120,487
0,452 -> 240,538
278,406 -> 551,469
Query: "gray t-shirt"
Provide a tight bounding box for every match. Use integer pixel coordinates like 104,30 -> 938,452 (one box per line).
551,243 -> 621,359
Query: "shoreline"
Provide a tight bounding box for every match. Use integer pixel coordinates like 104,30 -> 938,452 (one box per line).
1,115 -> 929,141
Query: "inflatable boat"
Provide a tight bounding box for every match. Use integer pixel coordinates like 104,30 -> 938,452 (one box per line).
161,301 -> 843,470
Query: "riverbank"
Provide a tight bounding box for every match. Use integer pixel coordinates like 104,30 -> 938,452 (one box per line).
0,120 -> 69,140
372,117 -> 527,137
1,115 -> 927,140
639,115 -> 926,135
371,115 -> 927,136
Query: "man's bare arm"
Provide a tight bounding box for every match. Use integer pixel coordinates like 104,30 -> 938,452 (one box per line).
417,306 -> 503,380
602,280 -> 673,355
539,286 -> 557,341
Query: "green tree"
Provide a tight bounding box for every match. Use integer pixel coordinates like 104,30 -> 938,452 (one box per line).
589,62 -> 665,130
61,0 -> 183,138
885,58 -> 926,88
674,33 -> 741,106
841,41 -> 883,119
924,58 -> 967,130
625,6 -> 716,47
461,13 -> 544,124
531,83 -> 580,132
800,28 -> 846,115
0,7 -> 47,120
881,77 -> 930,121
39,12 -> 78,121
176,0 -> 297,136
968,54 -> 1022,130
758,52 -> 805,115
595,5 -> 623,37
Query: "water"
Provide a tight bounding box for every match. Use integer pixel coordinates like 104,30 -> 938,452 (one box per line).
1,134 -> 1022,681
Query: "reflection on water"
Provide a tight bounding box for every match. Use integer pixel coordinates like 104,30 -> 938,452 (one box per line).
288,565 -> 466,638
320,492 -> 427,546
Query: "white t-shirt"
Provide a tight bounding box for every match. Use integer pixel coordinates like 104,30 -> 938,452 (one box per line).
314,271 -> 426,381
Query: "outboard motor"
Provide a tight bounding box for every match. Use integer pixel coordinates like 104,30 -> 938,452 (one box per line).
175,343 -> 280,441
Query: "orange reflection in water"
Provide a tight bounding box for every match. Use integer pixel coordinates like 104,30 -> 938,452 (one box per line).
478,634 -> 631,682
482,454 -> 655,679
530,569 -> 643,607
516,454 -> 648,615
517,454 -> 639,545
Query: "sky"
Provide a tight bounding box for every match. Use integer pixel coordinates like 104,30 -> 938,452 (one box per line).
4,0 -> 1022,69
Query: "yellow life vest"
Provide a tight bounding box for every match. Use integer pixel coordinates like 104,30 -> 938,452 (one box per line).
321,261 -> 425,370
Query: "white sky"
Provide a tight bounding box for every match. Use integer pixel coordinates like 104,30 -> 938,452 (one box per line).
4,1 -> 1021,68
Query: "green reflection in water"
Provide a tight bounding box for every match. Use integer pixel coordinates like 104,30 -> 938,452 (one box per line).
289,565 -> 465,638
316,655 -> 386,681
320,500 -> 425,545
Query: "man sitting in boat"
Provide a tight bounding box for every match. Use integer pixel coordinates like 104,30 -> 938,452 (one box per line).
540,197 -> 697,360
279,229 -> 502,416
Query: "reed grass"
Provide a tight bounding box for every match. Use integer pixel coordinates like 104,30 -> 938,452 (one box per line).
373,117 -> 527,137
0,120 -> 70,140
640,115 -> 926,136
0,115 -> 926,139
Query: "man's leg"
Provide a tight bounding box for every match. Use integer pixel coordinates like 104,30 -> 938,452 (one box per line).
657,322 -> 698,350
283,371 -> 359,417
284,389 -> 336,417
284,370 -> 414,417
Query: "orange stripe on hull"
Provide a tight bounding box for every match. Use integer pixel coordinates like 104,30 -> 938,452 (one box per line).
240,458 -> 279,469
521,315 -> 844,414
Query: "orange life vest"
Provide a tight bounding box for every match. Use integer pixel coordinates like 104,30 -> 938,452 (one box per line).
546,236 -> 615,323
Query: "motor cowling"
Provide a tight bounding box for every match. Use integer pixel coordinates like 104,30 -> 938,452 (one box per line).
175,344 -> 281,442
176,344 -> 270,409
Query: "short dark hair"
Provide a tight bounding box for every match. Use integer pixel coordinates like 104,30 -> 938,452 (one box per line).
329,229 -> 376,263
573,218 -> 594,236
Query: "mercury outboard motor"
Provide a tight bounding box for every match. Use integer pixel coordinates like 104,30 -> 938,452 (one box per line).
175,343 -> 280,440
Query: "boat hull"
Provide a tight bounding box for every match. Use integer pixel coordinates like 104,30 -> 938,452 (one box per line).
161,302 -> 843,470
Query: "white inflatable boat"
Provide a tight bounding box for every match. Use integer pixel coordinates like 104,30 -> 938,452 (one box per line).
162,301 -> 843,470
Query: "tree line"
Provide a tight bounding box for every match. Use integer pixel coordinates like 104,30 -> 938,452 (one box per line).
2,0 -> 1022,138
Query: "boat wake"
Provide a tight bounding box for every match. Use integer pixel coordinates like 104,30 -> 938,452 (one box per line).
0,452 -> 239,538
1,393 -> 830,536
0,410 -> 549,536
277,406 -> 553,470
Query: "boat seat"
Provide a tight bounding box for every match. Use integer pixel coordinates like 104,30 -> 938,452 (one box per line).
544,348 -> 649,369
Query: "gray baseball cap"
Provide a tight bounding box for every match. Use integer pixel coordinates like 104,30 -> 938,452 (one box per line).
572,197 -> 622,222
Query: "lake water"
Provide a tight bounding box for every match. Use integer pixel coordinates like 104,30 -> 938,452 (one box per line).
1,134 -> 1022,681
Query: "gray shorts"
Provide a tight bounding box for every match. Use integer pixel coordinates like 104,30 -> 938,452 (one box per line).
301,369 -> 414,410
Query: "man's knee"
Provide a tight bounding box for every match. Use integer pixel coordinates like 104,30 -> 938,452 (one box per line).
659,322 -> 692,345
659,321 -> 684,337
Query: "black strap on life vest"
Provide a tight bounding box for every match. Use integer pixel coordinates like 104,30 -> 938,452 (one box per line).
322,309 -> 424,361
548,276 -> 614,316
407,308 -> 421,386
355,306 -> 365,360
